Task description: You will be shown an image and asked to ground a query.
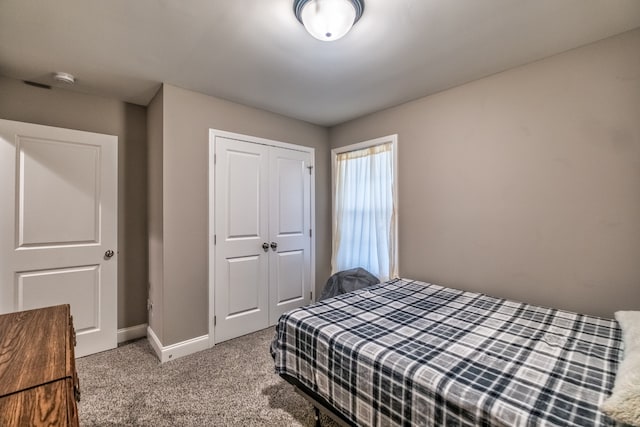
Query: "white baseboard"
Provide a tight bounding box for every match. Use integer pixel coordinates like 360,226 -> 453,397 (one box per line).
117,323 -> 148,344
147,326 -> 164,360
146,326 -> 209,363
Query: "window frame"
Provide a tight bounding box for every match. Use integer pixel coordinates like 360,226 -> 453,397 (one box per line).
331,134 -> 399,279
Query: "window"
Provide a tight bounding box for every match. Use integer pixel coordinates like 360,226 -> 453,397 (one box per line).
331,135 -> 398,281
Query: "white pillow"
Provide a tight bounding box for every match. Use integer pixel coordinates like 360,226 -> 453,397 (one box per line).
601,311 -> 640,426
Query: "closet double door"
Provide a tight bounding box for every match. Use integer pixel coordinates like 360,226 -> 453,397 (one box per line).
213,136 -> 312,343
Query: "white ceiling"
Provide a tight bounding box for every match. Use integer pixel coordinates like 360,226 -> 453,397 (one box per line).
1,0 -> 639,126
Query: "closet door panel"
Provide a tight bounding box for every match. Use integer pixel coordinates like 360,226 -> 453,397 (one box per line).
275,250 -> 304,303
268,147 -> 312,324
214,137 -> 269,343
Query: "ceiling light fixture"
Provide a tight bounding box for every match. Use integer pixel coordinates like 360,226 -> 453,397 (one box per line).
53,72 -> 75,85
294,0 -> 364,42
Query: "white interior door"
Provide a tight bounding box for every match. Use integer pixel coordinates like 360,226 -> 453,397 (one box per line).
268,148 -> 311,324
213,134 -> 313,343
0,119 -> 117,357
214,137 -> 270,343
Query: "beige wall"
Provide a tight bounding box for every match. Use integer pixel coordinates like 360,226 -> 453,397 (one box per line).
153,84 -> 330,345
0,76 -> 149,328
329,29 -> 640,318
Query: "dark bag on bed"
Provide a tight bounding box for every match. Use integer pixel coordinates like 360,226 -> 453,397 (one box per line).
319,267 -> 379,301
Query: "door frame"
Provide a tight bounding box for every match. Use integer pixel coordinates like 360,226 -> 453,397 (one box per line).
208,129 -> 315,347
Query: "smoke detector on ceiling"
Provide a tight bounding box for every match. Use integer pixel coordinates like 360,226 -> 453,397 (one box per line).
53,72 -> 76,85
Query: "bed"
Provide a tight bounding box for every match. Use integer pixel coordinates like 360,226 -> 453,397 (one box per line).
271,278 -> 622,426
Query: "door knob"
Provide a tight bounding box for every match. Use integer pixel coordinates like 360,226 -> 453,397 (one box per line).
105,250 -> 115,259
270,242 -> 278,250
262,242 -> 269,252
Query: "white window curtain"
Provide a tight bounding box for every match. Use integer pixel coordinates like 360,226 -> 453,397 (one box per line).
332,142 -> 397,281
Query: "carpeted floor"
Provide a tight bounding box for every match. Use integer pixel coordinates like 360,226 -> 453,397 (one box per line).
76,328 -> 339,426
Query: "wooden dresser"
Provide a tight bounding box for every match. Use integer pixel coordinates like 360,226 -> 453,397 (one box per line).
0,305 -> 80,426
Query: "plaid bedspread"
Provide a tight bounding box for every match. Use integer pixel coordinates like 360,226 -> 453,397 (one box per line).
271,278 -> 622,426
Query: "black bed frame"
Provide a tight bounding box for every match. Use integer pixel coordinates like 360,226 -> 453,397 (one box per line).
280,374 -> 356,427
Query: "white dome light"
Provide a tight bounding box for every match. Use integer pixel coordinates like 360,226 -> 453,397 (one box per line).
53,72 -> 75,85
294,0 -> 364,42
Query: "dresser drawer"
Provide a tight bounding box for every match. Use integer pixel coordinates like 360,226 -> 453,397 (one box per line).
0,305 -> 79,426
0,379 -> 76,426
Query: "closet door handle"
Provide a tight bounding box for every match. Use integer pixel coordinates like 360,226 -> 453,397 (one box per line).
270,242 -> 278,251
262,242 -> 270,252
